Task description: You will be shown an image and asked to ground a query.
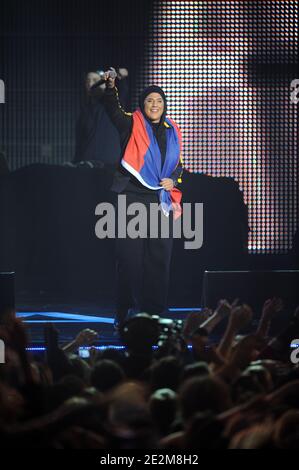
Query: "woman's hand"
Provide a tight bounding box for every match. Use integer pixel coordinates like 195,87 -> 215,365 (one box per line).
160,178 -> 174,191
229,304 -> 253,332
104,69 -> 116,89
117,68 -> 129,80
261,297 -> 283,321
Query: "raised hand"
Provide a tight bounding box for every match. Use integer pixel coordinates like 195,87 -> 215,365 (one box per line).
229,304 -> 253,332
183,308 -> 212,340
262,298 -> 283,321
75,329 -> 98,347
230,334 -> 264,371
62,328 -> 98,353
105,68 -> 117,88
214,299 -> 235,321
216,334 -> 264,382
217,303 -> 252,359
257,297 -> 283,338
200,300 -> 234,335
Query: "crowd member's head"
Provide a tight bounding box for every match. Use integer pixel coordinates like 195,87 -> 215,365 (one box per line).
106,382 -> 156,448
149,388 -> 177,437
69,355 -> 91,383
182,362 -> 210,381
232,364 -> 273,404
100,348 -> 125,368
179,376 -> 232,424
90,359 -> 125,393
124,353 -> 153,380
150,356 -> 183,392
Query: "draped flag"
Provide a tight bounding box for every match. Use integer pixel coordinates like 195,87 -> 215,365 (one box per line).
121,109 -> 182,219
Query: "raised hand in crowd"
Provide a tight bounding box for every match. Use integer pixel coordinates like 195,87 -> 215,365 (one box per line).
63,328 -> 98,354
182,308 -> 212,341
217,303 -> 253,359
200,299 -> 235,335
217,334 -> 264,382
257,297 -> 283,338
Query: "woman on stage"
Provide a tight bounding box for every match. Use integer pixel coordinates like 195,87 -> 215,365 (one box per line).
103,72 -> 183,328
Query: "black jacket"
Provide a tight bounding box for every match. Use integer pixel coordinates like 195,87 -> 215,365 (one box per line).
102,87 -> 183,194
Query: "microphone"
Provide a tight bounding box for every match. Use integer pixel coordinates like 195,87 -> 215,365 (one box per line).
90,68 -> 117,90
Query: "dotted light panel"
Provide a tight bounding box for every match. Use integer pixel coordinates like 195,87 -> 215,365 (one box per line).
137,1 -> 298,253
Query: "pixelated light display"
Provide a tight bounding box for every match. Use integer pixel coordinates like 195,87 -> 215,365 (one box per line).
137,1 -> 298,253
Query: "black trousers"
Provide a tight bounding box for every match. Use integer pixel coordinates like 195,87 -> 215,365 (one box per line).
114,190 -> 173,323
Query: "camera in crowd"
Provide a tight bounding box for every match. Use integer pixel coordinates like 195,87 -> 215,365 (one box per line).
119,313 -> 185,355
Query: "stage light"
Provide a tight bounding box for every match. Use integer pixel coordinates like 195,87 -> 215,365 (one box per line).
136,0 -> 298,253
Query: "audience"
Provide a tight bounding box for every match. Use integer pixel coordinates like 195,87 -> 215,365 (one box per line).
1,295 -> 299,449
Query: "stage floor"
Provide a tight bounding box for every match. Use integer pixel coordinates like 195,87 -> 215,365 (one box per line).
16,300 -> 202,350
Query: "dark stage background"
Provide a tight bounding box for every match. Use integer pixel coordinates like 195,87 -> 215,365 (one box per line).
0,1 -> 298,304
0,165 -> 249,305
0,0 -> 152,169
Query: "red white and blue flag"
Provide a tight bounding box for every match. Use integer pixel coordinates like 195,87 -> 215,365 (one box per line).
121,109 -> 182,219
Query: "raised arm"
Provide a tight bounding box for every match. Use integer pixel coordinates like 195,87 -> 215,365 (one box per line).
102,74 -> 132,138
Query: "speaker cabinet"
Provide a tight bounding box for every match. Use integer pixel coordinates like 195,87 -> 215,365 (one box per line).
202,270 -> 299,311
0,272 -> 15,317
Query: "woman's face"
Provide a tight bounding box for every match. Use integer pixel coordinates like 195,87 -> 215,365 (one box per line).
143,92 -> 164,123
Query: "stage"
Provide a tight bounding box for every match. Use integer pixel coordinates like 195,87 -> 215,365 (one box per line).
16,295 -> 202,349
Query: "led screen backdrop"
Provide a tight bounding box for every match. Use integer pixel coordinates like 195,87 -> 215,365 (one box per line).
136,1 -> 298,253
